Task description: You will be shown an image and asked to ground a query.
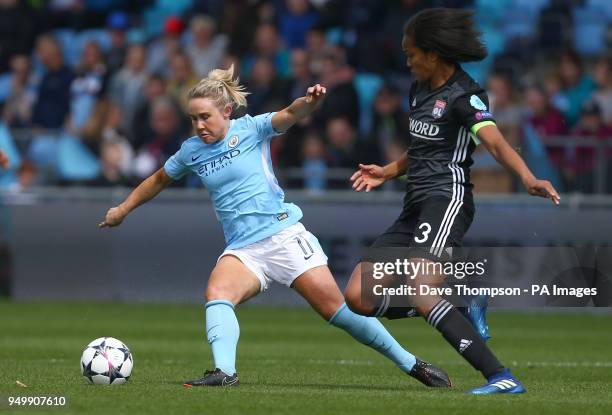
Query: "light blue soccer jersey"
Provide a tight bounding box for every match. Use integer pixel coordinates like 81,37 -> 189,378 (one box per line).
164,112 -> 303,249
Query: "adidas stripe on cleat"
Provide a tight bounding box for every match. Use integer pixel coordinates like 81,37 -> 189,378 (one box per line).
469,369 -> 526,394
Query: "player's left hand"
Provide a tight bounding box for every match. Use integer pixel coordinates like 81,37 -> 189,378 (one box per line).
524,178 -> 561,205
305,84 -> 326,106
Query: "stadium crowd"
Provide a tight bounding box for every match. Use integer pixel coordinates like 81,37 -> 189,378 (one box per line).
0,0 -> 611,193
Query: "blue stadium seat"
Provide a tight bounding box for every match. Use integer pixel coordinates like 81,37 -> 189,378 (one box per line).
157,0 -> 193,15
53,29 -> 80,68
0,123 -> 21,168
77,29 -> 112,53
573,7 -> 608,56
502,8 -> 538,40
57,134 -> 100,181
512,0 -> 551,15
475,0 -> 512,24
27,134 -> 59,171
0,73 -> 11,103
589,0 -> 612,21
0,123 -> 20,189
353,73 -> 383,136
143,8 -> 168,39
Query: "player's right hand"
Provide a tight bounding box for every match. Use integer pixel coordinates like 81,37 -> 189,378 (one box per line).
99,205 -> 127,228
350,164 -> 386,192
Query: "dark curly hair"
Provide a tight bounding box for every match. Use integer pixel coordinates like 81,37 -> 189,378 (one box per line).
403,8 -> 487,63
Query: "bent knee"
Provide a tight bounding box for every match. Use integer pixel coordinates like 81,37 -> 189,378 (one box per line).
344,291 -> 376,316
205,284 -> 237,304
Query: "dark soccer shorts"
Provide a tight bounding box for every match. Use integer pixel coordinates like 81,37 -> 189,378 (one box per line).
369,196 -> 474,262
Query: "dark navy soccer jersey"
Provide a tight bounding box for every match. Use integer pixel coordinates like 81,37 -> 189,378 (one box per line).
404,67 -> 496,206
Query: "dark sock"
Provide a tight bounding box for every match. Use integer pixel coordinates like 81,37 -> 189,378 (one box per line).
382,307 -> 419,319
374,294 -> 419,319
427,299 -> 504,379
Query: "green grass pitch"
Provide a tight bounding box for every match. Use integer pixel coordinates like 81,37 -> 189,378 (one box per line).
1,301 -> 611,414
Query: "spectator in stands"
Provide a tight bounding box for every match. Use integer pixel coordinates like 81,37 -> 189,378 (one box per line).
227,0 -> 277,58
326,117 -> 360,170
108,43 -> 148,133
556,50 -> 597,127
280,0 -> 319,49
287,48 -> 315,102
79,99 -> 133,186
524,85 -> 568,172
593,56 -> 612,125
313,49 -> 360,129
2,55 -> 34,128
371,84 -> 408,161
90,138 -> 132,187
186,15 -> 228,78
69,41 -> 107,133
131,74 -> 167,151
0,150 -> 8,169
148,16 -> 184,78
525,85 -> 568,137
569,100 -> 612,193
487,72 -> 522,147
305,24 -> 332,77
132,96 -> 185,180
167,52 -> 199,112
246,57 -> 289,115
105,10 -> 130,75
301,131 -> 328,192
31,34 -> 74,130
381,138 -> 408,191
242,23 -> 291,79
0,0 -> 35,73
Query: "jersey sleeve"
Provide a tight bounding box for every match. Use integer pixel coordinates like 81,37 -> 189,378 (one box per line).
251,112 -> 283,141
453,90 -> 497,135
163,142 -> 190,180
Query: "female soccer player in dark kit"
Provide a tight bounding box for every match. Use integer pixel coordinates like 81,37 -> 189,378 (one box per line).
344,8 -> 560,394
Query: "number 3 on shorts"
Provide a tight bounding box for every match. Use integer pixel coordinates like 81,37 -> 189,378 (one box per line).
414,222 -> 432,243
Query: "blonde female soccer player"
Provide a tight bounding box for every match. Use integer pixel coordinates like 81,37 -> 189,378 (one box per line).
99,65 -> 451,387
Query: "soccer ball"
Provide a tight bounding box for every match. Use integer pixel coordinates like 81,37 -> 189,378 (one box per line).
80,337 -> 133,385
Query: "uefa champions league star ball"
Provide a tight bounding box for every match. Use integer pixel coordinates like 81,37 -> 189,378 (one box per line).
80,337 -> 133,385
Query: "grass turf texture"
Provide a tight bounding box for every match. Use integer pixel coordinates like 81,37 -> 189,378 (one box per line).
1,301 -> 611,415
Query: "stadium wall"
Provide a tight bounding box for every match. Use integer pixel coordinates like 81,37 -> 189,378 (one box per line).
2,189 -> 611,304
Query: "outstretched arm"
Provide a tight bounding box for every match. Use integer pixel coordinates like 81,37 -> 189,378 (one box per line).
272,84 -> 326,133
351,152 -> 409,192
477,124 -> 561,204
99,167 -> 174,228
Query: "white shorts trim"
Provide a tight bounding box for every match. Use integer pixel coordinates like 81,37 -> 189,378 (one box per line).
218,222 -> 328,291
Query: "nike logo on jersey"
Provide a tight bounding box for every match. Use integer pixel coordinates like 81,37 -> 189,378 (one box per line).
192,155 -> 202,162
409,118 -> 444,140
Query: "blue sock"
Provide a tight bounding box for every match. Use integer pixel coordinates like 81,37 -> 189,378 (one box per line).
205,300 -> 239,375
329,303 -> 417,373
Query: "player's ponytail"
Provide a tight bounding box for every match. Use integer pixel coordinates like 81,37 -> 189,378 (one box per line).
188,64 -> 249,109
403,8 -> 487,63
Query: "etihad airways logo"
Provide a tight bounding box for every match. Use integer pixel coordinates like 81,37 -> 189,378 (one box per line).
197,149 -> 241,176
409,118 -> 444,140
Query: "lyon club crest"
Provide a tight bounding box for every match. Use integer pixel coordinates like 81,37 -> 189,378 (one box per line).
228,135 -> 239,148
432,99 -> 447,119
